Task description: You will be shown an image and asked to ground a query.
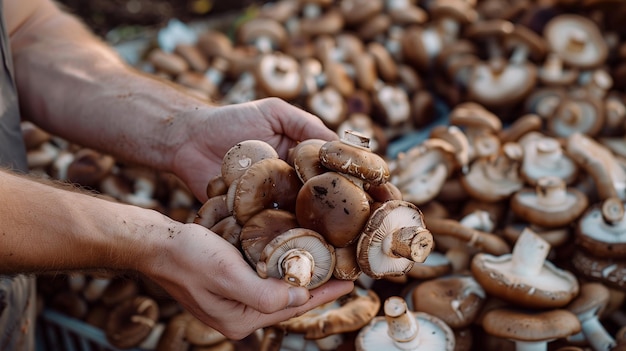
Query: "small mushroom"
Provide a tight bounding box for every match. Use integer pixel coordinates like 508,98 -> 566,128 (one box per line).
356,296 -> 455,351
543,14 -> 608,70
510,176 -> 588,229
237,17 -> 287,54
571,248 -> 626,290
357,200 -> 434,279
319,129 -> 390,186
256,228 -> 336,289
425,217 -> 511,257
288,138 -> 329,183
546,94 -> 605,138
255,52 -> 303,101
481,307 -> 581,351
105,295 -> 160,349
239,209 -> 298,268
306,86 -> 348,130
576,197 -> 626,259
471,228 -> 579,309
518,132 -> 578,186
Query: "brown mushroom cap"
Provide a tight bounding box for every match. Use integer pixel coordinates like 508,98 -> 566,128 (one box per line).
510,176 -> 589,228
571,248 -> 626,290
333,243 -> 362,281
319,130 -> 390,186
288,138 -> 329,183
256,228 -> 336,289
357,200 -> 434,279
543,14 -> 608,70
412,274 -> 486,329
295,171 -> 371,248
278,286 -> 380,339
239,209 -> 298,267
482,308 -> 581,342
471,229 -> 579,309
566,282 -> 610,322
185,316 -> 227,347
105,296 -> 159,349
220,140 -> 279,187
194,195 -> 230,230
237,17 -> 287,52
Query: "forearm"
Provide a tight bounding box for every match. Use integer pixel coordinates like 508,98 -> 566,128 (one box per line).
0,169 -> 172,275
9,0 -> 207,172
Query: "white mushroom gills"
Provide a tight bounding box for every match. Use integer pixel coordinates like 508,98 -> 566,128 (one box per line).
279,249 -> 315,287
356,296 -> 455,350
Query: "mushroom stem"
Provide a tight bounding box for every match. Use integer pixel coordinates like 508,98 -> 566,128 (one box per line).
514,341 -> 549,351
535,176 -> 568,207
384,227 -> 433,262
601,197 -> 624,224
511,229 -> 550,277
581,317 -> 616,351
279,248 -> 315,287
341,129 -> 371,150
384,297 -> 420,347
542,53 -> 564,78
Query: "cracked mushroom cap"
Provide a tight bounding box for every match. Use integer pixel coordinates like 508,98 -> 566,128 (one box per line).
544,14 -> 608,70
356,296 -> 455,351
221,140 -> 279,187
482,308 -> 581,344
295,171 -> 371,248
256,228 -> 335,289
510,176 -> 588,228
232,158 -> 302,226
357,200 -> 434,279
471,228 -> 579,309
411,274 -> 486,329
278,286 -> 380,340
319,129 -> 390,186
576,197 -> 626,259
105,296 -> 159,349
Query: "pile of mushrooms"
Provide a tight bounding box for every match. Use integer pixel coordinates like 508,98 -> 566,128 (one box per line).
31,0 -> 626,350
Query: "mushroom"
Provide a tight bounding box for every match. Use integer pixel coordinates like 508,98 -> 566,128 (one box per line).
448,102 -> 502,161
340,0 -> 384,26
221,140 -> 278,186
356,296 -> 455,351
566,282 -> 617,351
389,138 -> 457,205
239,209 -> 298,268
319,129 -> 390,187
357,200 -> 434,279
237,17 -> 287,54
185,315 -> 228,348
105,295 -> 159,349
256,227 -> 335,289
372,81 -> 412,131
566,132 -> 626,201
546,94 -> 605,138
576,197 -> 626,259
194,195 -> 230,230
481,307 -> 582,351
470,228 -> 579,309
460,142 -> 524,202
278,286 -> 380,341
510,176 -> 588,229
306,86 -> 348,130
336,112 -> 388,155
288,138 -> 328,183
538,53 -> 579,87
411,274 -> 486,330
255,52 -> 303,101
518,132 -> 578,186
543,14 -> 608,70
232,157 -> 302,225
156,312 -> 194,351
295,171 -> 371,248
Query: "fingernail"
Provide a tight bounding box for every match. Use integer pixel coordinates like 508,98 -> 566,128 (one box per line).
287,287 -> 310,307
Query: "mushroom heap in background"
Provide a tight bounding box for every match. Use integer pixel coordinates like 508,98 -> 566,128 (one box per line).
31,0 -> 626,350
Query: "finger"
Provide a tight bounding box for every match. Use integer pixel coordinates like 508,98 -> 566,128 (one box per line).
261,98 -> 339,142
